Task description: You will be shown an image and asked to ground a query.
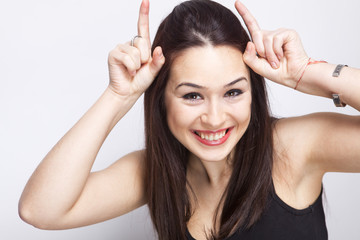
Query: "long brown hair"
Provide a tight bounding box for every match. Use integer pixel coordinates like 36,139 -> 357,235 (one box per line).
144,0 -> 273,239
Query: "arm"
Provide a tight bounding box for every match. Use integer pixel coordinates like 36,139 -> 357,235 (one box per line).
274,113 -> 360,174
300,65 -> 360,172
19,0 -> 165,229
19,89 -> 143,229
235,0 -> 360,173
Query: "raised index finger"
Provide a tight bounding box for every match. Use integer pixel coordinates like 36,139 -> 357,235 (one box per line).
137,0 -> 151,47
234,1 -> 261,39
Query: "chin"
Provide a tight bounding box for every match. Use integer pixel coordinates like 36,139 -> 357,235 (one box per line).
192,148 -> 233,162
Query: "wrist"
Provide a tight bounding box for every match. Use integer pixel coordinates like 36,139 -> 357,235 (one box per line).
105,86 -> 142,105
294,58 -> 327,90
99,87 -> 141,127
297,62 -> 343,99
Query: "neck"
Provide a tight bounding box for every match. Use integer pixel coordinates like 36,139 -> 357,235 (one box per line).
187,153 -> 232,188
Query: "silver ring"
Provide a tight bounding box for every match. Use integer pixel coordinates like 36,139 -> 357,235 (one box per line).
131,35 -> 142,47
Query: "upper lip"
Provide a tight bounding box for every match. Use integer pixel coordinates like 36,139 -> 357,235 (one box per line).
192,127 -> 232,134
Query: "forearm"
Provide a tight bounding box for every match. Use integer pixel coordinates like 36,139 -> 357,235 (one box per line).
298,63 -> 360,111
19,87 -> 140,221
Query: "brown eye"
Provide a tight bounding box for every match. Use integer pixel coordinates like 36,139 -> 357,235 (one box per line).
225,89 -> 242,98
182,92 -> 202,101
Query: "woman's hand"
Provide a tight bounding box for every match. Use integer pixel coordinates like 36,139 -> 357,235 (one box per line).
108,0 -> 165,98
235,1 -> 309,89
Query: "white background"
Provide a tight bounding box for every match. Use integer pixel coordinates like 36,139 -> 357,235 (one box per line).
1,0 -> 359,239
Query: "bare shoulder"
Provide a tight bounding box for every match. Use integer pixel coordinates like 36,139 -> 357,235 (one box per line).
272,114 -> 319,161
272,115 -> 316,177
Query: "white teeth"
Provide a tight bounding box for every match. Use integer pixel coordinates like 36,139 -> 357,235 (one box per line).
196,130 -> 227,141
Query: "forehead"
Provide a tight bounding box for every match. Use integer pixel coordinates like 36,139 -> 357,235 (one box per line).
168,45 -> 250,88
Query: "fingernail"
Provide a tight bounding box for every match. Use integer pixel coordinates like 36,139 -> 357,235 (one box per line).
271,61 -> 278,69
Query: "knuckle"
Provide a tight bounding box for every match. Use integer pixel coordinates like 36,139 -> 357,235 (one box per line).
108,49 -> 115,58
288,29 -> 298,35
257,51 -> 265,58
108,49 -> 121,62
266,53 -> 277,63
253,30 -> 262,39
277,27 -> 287,32
265,50 -> 276,59
263,46 -> 275,58
129,51 -> 141,69
116,43 -> 126,50
263,35 -> 273,45
257,48 -> 265,56
273,46 -> 282,55
122,54 -> 133,64
130,47 -> 141,59
273,35 -> 282,43
124,60 -> 136,71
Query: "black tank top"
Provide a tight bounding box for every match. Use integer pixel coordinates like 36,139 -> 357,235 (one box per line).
186,186 -> 327,240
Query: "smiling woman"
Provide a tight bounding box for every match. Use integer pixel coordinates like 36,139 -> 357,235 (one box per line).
17,0 -> 360,240
165,46 -> 252,159
144,3 -> 275,237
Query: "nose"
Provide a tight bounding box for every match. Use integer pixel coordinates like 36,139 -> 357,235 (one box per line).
200,99 -> 226,129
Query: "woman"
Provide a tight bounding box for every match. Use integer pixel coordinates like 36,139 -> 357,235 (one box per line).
19,0 -> 360,239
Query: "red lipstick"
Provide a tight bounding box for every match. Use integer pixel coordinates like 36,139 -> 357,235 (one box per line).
191,127 -> 234,146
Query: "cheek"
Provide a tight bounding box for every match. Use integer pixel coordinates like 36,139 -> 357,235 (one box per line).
233,96 -> 252,127
166,101 -> 197,139
166,100 -> 192,135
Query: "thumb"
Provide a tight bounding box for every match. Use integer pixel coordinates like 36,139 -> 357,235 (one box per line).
243,41 -> 268,76
148,46 -> 165,78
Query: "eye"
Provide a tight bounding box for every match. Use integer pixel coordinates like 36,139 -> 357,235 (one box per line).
182,92 -> 203,102
224,89 -> 243,98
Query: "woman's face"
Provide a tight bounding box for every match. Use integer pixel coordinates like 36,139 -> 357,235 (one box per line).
165,45 -> 252,162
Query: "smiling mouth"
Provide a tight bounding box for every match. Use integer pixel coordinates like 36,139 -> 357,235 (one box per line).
192,128 -> 231,141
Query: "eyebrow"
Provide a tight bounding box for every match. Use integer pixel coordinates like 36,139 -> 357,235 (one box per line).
175,77 -> 247,90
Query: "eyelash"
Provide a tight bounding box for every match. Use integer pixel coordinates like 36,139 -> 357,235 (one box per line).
182,89 -> 243,102
182,92 -> 203,101
224,89 -> 243,98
